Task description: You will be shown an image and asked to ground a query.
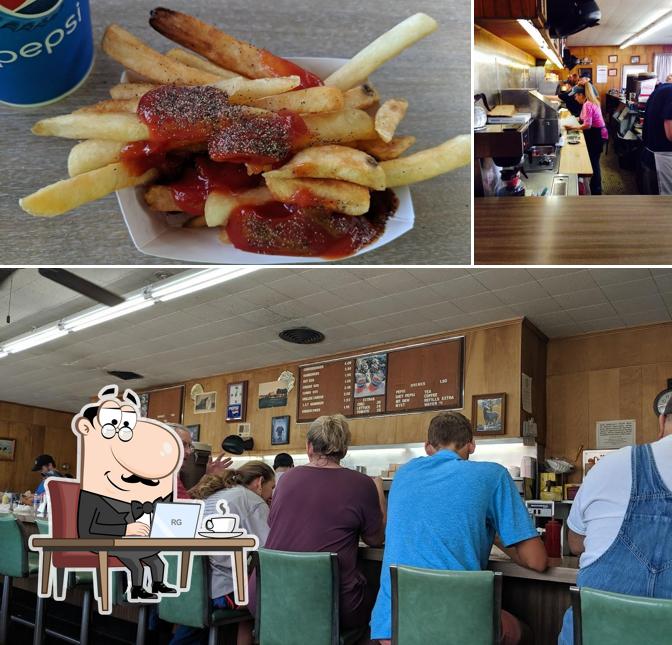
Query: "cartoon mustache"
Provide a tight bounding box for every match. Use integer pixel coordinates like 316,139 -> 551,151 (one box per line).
120,473 -> 160,487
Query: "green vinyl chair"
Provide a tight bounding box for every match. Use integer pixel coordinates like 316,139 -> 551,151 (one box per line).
0,515 -> 40,644
391,566 -> 502,645
570,586 -> 672,645
254,549 -> 367,645
159,554 -> 252,645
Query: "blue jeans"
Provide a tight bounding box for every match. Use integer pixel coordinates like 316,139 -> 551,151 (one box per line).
558,443 -> 672,643
169,595 -> 238,645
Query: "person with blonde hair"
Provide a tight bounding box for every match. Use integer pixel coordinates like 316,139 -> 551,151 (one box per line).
250,414 -> 386,632
171,461 -> 275,645
566,83 -> 608,195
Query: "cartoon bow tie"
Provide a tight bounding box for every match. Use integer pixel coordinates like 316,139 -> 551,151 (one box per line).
130,499 -> 161,520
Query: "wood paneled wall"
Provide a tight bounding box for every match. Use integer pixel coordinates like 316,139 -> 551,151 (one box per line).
546,322 -> 672,482
564,45 -> 672,100
0,402 -> 75,492
180,319 -> 531,456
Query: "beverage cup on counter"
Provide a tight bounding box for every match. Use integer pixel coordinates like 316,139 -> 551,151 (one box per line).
508,466 -> 521,478
205,516 -> 237,533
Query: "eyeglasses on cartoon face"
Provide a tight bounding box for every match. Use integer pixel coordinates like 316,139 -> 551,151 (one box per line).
98,404 -> 138,442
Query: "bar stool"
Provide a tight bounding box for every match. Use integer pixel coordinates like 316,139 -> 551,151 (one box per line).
0,515 -> 40,644
390,566 -> 502,645
570,586 -> 672,645
254,549 -> 367,645
159,554 -> 252,645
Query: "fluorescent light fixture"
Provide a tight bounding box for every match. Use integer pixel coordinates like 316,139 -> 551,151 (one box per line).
3,326 -> 68,354
474,49 -> 530,70
518,19 -> 564,69
150,267 -> 260,302
620,10 -> 672,49
0,351 -> 7,359
62,294 -> 154,332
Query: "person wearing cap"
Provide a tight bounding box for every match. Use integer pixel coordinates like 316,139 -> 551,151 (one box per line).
272,452 -> 294,484
642,79 -> 672,194
32,454 -> 62,496
557,393 -> 672,644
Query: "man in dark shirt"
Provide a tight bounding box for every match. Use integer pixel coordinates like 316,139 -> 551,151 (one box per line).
642,83 -> 672,193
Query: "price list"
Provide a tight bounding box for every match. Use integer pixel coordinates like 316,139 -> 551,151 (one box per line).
297,359 -> 355,422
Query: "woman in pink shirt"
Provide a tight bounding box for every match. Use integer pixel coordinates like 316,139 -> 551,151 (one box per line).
566,83 -> 608,195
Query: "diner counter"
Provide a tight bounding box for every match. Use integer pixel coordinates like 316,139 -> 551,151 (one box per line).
559,131 -> 592,176
475,195 -> 672,265
358,545 -> 578,585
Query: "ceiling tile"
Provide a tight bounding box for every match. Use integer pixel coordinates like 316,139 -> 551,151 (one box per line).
471,268 -> 534,290
620,310 -> 671,326
590,269 -> 653,286
566,302 -> 619,323
553,288 -> 608,309
601,278 -> 659,301
508,298 -> 561,316
493,281 -> 550,304
538,270 -> 597,295
429,275 -> 488,299
453,292 -> 505,313
611,294 -> 668,315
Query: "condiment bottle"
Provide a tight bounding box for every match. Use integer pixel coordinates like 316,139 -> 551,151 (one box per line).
544,519 -> 562,558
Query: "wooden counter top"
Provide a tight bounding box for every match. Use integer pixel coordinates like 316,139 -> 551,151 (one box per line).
559,131 -> 593,176
475,195 -> 672,265
358,545 -> 578,585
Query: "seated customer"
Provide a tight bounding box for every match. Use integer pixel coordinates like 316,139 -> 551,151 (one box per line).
272,452 -> 294,484
254,414 -> 386,632
171,462 -> 275,645
557,397 -> 672,645
370,412 -> 547,645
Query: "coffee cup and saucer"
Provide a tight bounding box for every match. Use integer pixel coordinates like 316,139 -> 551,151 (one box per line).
199,508 -> 245,538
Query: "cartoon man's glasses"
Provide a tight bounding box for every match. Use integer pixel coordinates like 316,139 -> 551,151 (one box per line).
98,407 -> 137,442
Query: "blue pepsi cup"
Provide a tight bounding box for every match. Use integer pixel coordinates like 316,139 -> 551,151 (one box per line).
0,0 -> 94,107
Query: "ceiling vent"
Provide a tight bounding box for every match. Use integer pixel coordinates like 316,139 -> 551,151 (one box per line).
107,370 -> 144,381
279,327 -> 325,345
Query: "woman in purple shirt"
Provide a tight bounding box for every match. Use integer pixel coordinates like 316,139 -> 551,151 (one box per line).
566,83 -> 608,195
254,414 -> 386,631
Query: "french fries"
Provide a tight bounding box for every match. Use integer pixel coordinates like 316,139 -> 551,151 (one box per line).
265,177 -> 371,216
264,145 -> 386,190
68,140 -> 126,176
375,99 -> 408,143
165,48 -> 240,79
102,24 -> 220,85
21,8 -> 469,260
380,135 -> 471,187
325,13 -> 438,90
20,164 -> 157,217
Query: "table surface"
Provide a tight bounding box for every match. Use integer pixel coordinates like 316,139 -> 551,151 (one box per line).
0,0 -> 470,265
30,536 -> 256,549
475,195 -> 672,265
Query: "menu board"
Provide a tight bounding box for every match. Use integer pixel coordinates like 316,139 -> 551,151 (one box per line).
297,337 -> 463,422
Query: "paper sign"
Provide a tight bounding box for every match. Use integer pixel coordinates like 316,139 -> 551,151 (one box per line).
582,449 -> 617,478
522,373 -> 533,414
596,65 -> 608,84
596,419 -> 636,449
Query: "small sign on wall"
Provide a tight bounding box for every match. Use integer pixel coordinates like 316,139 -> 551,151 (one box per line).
596,419 -> 636,449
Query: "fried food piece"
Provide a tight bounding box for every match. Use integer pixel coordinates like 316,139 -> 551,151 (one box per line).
264,145 -> 385,190
325,14 -> 438,90
355,135 -> 416,161
166,48 -> 240,79
265,176 -> 370,216
250,87 -> 344,113
374,99 -> 408,143
213,76 -> 301,103
76,98 -> 138,113
32,113 -> 149,141
20,164 -> 158,217
102,23 -> 220,85
110,82 -> 160,100
380,134 -> 470,187
343,83 -> 381,110
302,109 -> 377,146
205,187 -> 274,227
68,140 -> 126,176
144,185 -> 180,211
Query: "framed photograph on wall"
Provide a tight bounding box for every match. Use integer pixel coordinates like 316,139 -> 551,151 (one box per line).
608,54 -> 618,63
630,56 -> 640,64
608,68 -> 618,77
226,381 -> 248,422
0,438 -> 16,461
139,392 -> 149,417
186,424 -> 200,442
271,415 -> 290,445
194,391 -> 217,414
472,394 -> 506,436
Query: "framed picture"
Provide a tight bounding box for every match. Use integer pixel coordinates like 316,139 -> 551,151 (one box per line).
608,68 -> 618,77
472,393 -> 506,436
186,424 -> 200,442
139,392 -> 150,417
579,67 -> 593,80
354,352 -> 388,398
630,56 -> 640,64
226,381 -> 248,422
258,381 -> 288,409
271,415 -> 290,445
194,391 -> 217,414
0,438 -> 16,461
608,54 -> 618,63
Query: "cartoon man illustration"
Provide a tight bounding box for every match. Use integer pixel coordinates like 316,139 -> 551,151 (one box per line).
73,385 -> 182,600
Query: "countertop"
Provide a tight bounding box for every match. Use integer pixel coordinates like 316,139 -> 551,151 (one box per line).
359,545 -> 578,585
0,0 -> 470,265
558,131 -> 592,176
475,195 -> 672,265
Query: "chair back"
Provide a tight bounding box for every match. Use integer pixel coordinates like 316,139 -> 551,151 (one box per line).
571,586 -> 672,645
35,518 -> 50,535
44,478 -> 80,538
256,549 -> 339,645
391,566 -> 502,645
159,555 -> 209,629
0,515 -> 28,578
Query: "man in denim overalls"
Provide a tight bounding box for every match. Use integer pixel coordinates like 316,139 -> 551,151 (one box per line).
558,395 -> 672,644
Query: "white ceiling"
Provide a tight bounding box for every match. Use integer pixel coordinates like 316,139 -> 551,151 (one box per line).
1,268 -> 672,412
567,0 -> 672,47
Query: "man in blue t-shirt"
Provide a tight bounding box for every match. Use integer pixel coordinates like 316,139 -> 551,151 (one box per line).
370,412 -> 547,645
31,454 -> 62,497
